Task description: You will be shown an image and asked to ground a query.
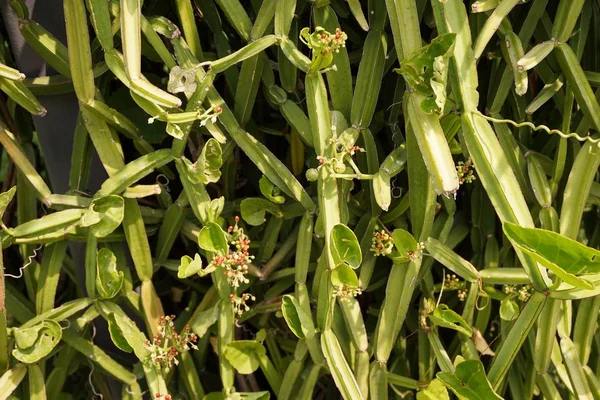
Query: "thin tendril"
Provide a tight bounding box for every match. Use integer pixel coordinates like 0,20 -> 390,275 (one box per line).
473,111 -> 600,147
5,243 -> 42,279
87,360 -> 103,400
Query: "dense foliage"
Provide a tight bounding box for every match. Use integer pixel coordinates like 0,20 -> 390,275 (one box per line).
1,0 -> 600,398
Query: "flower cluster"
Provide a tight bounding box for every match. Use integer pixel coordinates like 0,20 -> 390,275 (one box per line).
301,27 -> 347,56
443,274 -> 467,300
371,229 -> 394,257
444,274 -> 462,290
211,216 -> 254,289
504,284 -> 532,302
456,159 -> 476,184
155,394 -> 172,400
231,293 -> 256,316
145,315 -> 198,372
333,284 -> 363,300
408,242 -> 427,261
345,145 -> 365,156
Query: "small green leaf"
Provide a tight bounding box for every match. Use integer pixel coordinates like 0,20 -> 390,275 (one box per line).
372,171 -> 391,211
330,224 -> 362,269
197,222 -> 228,254
12,320 -> 62,363
503,222 -> 600,289
259,176 -> 286,204
166,122 -> 185,139
500,296 -> 519,321
429,304 -> 473,337
437,360 -> 502,400
395,33 -> 456,114
197,138 -> 223,184
240,198 -> 281,226
331,263 -> 360,288
95,248 -> 124,299
80,195 -> 125,237
178,254 -> 203,279
190,302 -> 221,338
168,65 -> 197,98
0,186 -> 16,219
222,341 -> 266,374
391,229 -> 418,261
281,295 -> 315,339
255,329 -> 267,343
417,378 -> 450,400
336,127 -> 359,151
200,197 -> 225,223
107,313 -> 133,353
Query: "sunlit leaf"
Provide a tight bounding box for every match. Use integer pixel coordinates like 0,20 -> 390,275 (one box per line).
178,254 -> 207,279
240,198 -> 281,226
95,248 -> 124,299
391,229 -> 418,262
13,320 -> 62,363
259,176 -> 286,204
372,172 -> 391,211
196,138 -> 223,184
197,222 -> 228,254
429,304 -> 472,337
417,378 -> 450,400
0,186 -> 16,219
222,341 -> 266,374
330,224 -> 362,269
80,195 -> 125,237
500,296 -> 519,321
331,263 -> 359,288
504,222 -> 599,289
395,33 -> 456,114
190,302 -> 221,338
281,295 -> 315,339
437,360 -> 502,400
107,313 -> 133,353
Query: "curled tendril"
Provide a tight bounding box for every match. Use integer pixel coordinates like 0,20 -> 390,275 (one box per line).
5,243 -> 42,279
474,111 -> 600,148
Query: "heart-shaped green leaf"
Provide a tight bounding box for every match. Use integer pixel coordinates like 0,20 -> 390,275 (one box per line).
81,195 -> 125,237
395,33 -> 456,114
331,263 -> 360,288
429,304 -> 472,337
222,341 -> 266,374
503,222 -> 599,289
198,222 -> 228,254
13,320 -> 62,363
95,248 -> 123,299
417,378 -> 450,400
330,224 -> 362,269
178,254 -> 204,279
166,122 -> 185,139
500,296 -> 519,321
190,301 -> 221,338
240,198 -> 281,226
372,172 -> 391,211
281,295 -> 315,339
197,138 -> 223,184
259,176 -> 285,204
107,313 -> 133,353
200,197 -> 225,223
391,229 -> 418,261
437,360 -> 502,400
0,186 -> 16,219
